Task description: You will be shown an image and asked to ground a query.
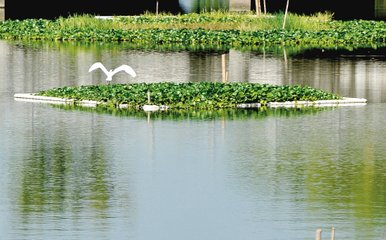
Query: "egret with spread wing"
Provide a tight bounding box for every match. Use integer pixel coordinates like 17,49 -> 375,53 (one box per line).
88,62 -> 136,83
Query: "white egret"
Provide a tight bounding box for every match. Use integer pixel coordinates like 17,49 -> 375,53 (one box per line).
88,62 -> 136,82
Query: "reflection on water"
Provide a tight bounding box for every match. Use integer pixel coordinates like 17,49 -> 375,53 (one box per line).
375,0 -> 386,18
1,40 -> 386,239
179,0 -> 228,13
51,104 -> 333,121
4,103 -> 134,240
1,41 -> 386,103
19,117 -> 111,214
4,101 -> 386,240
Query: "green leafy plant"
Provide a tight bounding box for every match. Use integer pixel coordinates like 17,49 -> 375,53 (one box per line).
37,82 -> 341,110
1,12 -> 385,49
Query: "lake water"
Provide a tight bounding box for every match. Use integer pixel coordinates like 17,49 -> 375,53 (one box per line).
1,40 -> 386,240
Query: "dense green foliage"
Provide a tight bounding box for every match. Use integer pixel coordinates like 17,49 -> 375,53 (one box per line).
37,82 -> 341,110
1,12 -> 386,49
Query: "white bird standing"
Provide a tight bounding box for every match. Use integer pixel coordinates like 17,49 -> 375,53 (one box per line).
88,62 -> 136,83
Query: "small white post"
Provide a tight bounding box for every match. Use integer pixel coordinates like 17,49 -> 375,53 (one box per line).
282,0 -> 290,29
331,227 -> 335,240
147,91 -> 151,104
156,1 -> 159,15
255,0 -> 261,15
222,54 -> 227,82
316,228 -> 322,240
263,0 -> 267,14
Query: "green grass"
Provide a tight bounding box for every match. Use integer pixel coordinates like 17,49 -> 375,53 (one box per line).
56,11 -> 333,31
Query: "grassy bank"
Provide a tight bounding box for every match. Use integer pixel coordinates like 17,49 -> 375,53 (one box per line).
1,12 -> 386,49
37,82 -> 341,110
61,11 -> 333,31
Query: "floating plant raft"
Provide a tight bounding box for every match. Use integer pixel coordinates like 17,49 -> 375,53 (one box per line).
14,82 -> 367,110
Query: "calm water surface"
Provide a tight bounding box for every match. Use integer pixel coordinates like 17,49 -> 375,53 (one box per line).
1,40 -> 386,240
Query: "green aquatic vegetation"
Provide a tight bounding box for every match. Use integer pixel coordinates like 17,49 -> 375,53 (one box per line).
1,12 -> 386,49
114,11 -> 332,31
37,82 -> 341,110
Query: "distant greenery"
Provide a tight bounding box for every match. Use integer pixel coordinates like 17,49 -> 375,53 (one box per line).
37,82 -> 341,110
1,12 -> 386,49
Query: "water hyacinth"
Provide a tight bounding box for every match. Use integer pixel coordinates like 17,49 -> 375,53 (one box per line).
1,12 -> 386,49
37,82 -> 341,110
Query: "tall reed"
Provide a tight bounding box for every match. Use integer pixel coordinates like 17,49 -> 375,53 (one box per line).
56,11 -> 333,32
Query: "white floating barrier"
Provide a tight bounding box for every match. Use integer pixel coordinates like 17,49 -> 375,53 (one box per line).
268,97 -> 367,108
142,105 -> 160,112
13,93 -> 74,105
14,93 -> 367,110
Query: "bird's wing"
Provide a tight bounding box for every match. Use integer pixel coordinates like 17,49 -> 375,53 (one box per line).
88,62 -> 109,75
111,65 -> 137,77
